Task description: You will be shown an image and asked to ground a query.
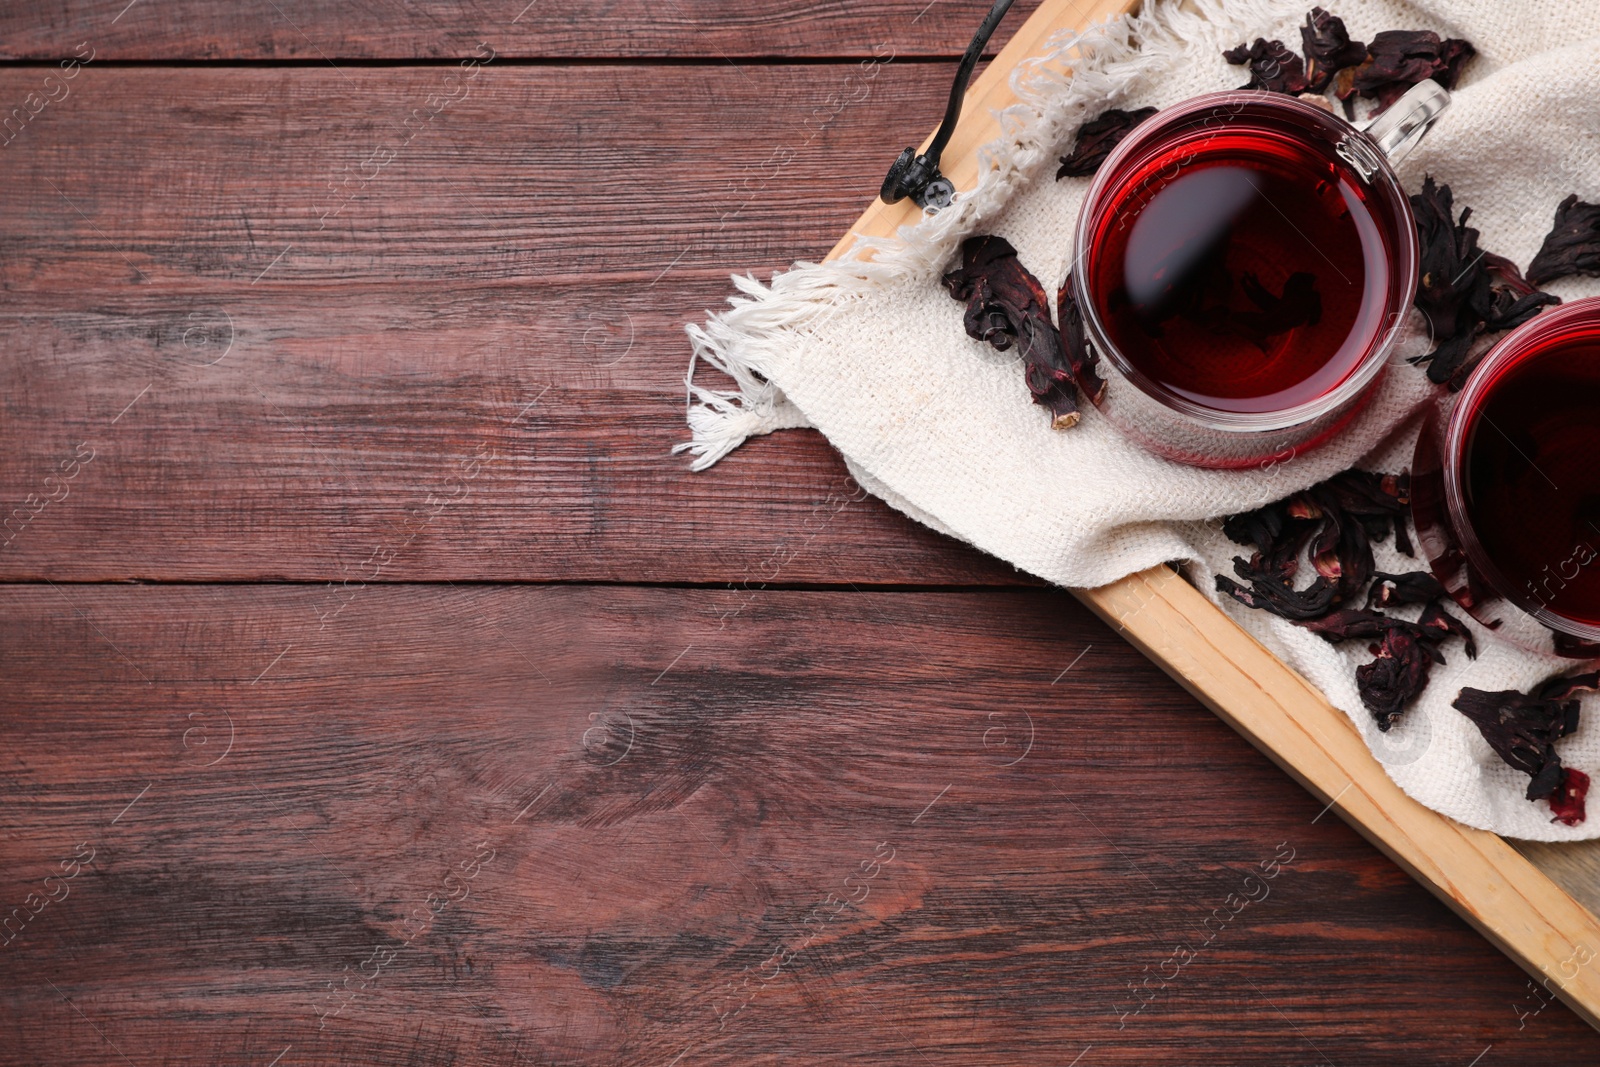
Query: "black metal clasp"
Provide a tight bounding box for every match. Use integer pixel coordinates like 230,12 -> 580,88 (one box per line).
879,0 -> 1017,210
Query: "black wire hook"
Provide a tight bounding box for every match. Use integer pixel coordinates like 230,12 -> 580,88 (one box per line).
880,0 -> 1018,210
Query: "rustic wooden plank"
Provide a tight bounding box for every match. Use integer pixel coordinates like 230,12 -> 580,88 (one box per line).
0,281 -> 1028,585
0,63 -> 1034,585
1077,568 -> 1600,1034
0,65 -> 939,285
2,583 -> 1596,1064
1513,840 -> 1600,919
0,0 -> 1044,61
818,0 -> 1600,1035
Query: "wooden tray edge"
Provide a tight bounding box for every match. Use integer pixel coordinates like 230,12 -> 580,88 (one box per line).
818,0 -> 1600,1031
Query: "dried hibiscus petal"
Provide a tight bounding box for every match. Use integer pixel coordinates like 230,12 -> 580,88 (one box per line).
1411,177 -> 1481,350
1549,768 -> 1591,827
1312,469 -> 1411,520
1358,627 -> 1436,730
1222,38 -> 1310,95
1409,177 -> 1560,389
1539,671 -> 1600,703
1481,252 -> 1556,331
1263,519 -> 1322,585
1216,493 -> 1335,618
1527,195 -> 1600,287
1300,7 -> 1366,94
1310,470 -> 1411,585
1057,274 -> 1107,404
1056,107 -> 1157,179
1308,497 -> 1376,598
1453,675 -> 1592,801
1367,570 -> 1446,608
1216,570 -> 1338,621
1416,599 -> 1477,660
1223,499 -> 1287,555
1298,607 -> 1424,644
943,236 -> 1081,429
1349,29 -> 1475,114
1299,600 -> 1473,660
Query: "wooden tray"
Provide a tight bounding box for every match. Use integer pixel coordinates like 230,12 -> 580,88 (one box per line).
824,0 -> 1600,1032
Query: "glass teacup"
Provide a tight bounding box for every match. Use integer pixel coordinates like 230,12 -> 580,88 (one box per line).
1071,81 -> 1449,468
1412,297 -> 1600,658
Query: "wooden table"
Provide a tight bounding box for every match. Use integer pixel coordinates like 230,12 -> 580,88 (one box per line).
2,2 -> 1598,1062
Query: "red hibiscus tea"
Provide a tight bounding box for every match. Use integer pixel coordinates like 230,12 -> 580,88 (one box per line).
1454,308 -> 1600,630
1073,91 -> 1430,467
1084,114 -> 1394,413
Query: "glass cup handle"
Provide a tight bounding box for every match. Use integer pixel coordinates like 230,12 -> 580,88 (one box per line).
1363,78 -> 1451,164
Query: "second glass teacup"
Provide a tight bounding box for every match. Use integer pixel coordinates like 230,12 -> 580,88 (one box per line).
1412,297 -> 1600,658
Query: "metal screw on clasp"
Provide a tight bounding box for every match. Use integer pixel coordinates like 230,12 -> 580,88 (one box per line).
881,149 -> 956,210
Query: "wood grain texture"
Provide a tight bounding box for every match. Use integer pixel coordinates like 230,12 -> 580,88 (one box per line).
0,63 -> 1032,585
1511,840 -> 1600,920
2,584 -> 1598,1064
1075,568 -> 1600,1032
5,0 -> 1597,1057
2,65 -> 927,282
815,0 -> 1600,1034
0,0 -> 1045,60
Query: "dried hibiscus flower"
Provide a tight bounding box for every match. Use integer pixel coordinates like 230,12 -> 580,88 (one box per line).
1367,570 -> 1445,609
1219,469 -> 1496,731
1296,601 -> 1473,728
1453,672 -> 1598,806
1339,29 -> 1475,114
1410,177 -> 1560,389
1056,107 -> 1157,179
1217,470 -> 1411,621
1527,195 -> 1600,287
1550,769 -> 1591,827
1300,7 -> 1366,94
1223,38 -> 1310,95
943,236 -> 1082,429
1305,469 -> 1414,596
1313,469 -> 1414,555
1357,626 -> 1438,730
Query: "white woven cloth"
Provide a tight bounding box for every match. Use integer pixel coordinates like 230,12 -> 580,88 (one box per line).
681,0 -> 1600,839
